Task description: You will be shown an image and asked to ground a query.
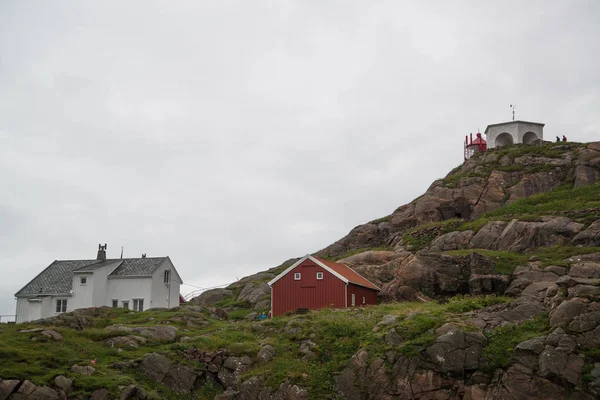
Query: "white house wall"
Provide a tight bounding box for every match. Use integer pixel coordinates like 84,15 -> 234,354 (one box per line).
15,298 -> 42,323
92,267 -> 111,306
70,274 -> 93,311
16,296 -> 61,323
106,278 -> 152,310
150,259 -> 182,309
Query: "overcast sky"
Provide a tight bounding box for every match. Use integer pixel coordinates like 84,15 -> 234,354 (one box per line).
1,1 -> 599,319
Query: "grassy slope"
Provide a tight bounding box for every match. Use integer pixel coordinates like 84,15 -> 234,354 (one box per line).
1,296 -> 517,399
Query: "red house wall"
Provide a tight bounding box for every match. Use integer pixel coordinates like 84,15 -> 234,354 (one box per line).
271,258 -> 346,316
271,258 -> 379,316
346,283 -> 378,307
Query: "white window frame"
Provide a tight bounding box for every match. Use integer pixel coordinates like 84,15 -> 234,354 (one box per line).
164,270 -> 171,284
80,277 -> 87,285
122,300 -> 130,310
362,296 -> 366,304
294,272 -> 301,280
133,298 -> 144,311
351,294 -> 355,307
316,272 -> 323,280
112,299 -> 118,308
56,299 -> 67,313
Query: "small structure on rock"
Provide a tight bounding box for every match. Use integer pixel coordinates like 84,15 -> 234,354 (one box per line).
464,120 -> 545,160
268,255 -> 380,317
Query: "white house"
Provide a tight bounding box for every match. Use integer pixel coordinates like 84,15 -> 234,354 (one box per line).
14,244 -> 183,323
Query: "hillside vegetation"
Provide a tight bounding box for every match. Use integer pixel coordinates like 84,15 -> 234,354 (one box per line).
2,141 -> 600,400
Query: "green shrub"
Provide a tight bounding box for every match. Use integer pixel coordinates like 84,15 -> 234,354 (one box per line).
483,314 -> 550,372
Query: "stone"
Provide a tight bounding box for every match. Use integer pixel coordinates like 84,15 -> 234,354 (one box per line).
373,315 -> 399,332
544,265 -> 566,276
209,307 -> 229,320
70,365 -> 96,375
90,388 -> 110,400
105,335 -> 147,348
384,328 -> 403,346
104,324 -> 133,334
569,261 -> 600,278
218,356 -> 253,389
237,281 -> 270,304
0,379 -> 20,400
17,380 -> 38,395
119,385 -> 138,400
468,274 -> 509,294
140,353 -> 172,382
572,220 -> 600,246
568,307 -> 600,332
190,288 -> 233,306
298,340 -> 317,360
132,326 -> 177,341
493,217 -> 583,252
504,277 -> 533,297
469,221 -> 508,249
428,230 -> 474,252
29,386 -> 59,400
514,336 -> 545,369
244,312 -> 258,321
424,324 -> 486,375
568,284 -> 600,300
256,344 -> 275,364
53,376 -> 72,395
549,298 -> 586,327
539,336 -> 584,385
574,165 -> 600,188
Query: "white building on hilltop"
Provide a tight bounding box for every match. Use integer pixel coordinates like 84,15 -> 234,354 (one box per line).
14,244 -> 183,323
484,120 -> 545,148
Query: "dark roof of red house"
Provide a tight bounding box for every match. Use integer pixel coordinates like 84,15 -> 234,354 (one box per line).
313,257 -> 380,290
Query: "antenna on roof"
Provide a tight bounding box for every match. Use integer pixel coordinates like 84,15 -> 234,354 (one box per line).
120,246 -> 123,259
510,104 -> 516,121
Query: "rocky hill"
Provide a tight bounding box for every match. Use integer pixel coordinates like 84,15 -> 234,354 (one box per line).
2,141 -> 600,400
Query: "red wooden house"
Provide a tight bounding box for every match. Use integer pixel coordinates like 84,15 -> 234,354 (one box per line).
268,255 -> 380,317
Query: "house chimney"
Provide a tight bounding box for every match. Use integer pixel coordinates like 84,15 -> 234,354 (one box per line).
97,243 -> 107,261
142,253 -> 146,258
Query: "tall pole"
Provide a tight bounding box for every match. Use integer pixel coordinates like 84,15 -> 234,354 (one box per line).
510,104 -> 516,121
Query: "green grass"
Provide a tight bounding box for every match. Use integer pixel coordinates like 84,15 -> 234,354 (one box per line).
482,314 -> 550,372
402,219 -> 462,251
443,172 -> 488,188
482,182 -> 600,219
323,246 -> 391,261
444,249 -> 529,275
369,215 -> 392,224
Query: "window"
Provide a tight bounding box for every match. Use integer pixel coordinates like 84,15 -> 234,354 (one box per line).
56,299 -> 67,313
362,296 -> 366,305
122,301 -> 129,310
133,299 -> 144,311
316,272 -> 323,280
351,294 -> 355,307
80,277 -> 87,285
294,272 -> 301,280
112,299 -> 118,308
164,270 -> 171,284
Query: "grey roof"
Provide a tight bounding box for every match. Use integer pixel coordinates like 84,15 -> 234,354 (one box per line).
15,260 -> 99,297
74,259 -> 123,273
109,257 -> 167,276
15,257 -> 169,297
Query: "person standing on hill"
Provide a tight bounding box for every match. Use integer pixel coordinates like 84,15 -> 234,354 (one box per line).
556,136 -> 560,142
562,135 -> 567,142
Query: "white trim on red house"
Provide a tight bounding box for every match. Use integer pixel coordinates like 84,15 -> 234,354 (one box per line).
268,255 -> 350,287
